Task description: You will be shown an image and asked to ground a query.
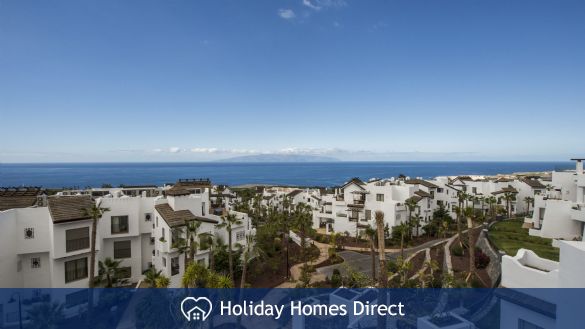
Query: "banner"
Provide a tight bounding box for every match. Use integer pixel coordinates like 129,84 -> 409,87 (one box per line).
0,288 -> 583,329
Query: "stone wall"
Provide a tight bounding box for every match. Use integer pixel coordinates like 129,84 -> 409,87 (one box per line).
475,228 -> 502,287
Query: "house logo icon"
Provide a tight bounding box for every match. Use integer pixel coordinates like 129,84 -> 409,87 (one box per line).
180,297 -> 213,322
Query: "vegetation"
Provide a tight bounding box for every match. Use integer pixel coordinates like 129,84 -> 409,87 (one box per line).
489,219 -> 559,261
83,201 -> 110,288
182,262 -> 234,288
94,257 -> 128,287
217,213 -> 242,285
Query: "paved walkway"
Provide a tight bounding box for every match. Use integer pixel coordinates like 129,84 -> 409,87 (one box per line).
278,233 -> 449,286
276,240 -> 330,288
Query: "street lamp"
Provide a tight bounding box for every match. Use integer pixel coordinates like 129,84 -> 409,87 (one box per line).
8,292 -> 23,329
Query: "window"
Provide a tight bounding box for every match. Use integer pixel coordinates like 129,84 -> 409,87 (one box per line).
518,319 -> 545,329
118,267 -> 132,279
65,258 -> 88,283
171,257 -> 180,276
156,216 -> 159,227
145,213 -> 152,221
31,257 -> 41,269
365,210 -> 371,221
236,231 -> 245,241
65,290 -> 88,309
437,188 -> 444,193
66,227 -> 90,252
113,240 -> 131,259
376,194 -> 384,202
162,257 -> 167,268
197,259 -> 206,265
202,202 -> 206,216
472,187 -> 477,194
24,228 -> 35,239
111,216 -> 129,234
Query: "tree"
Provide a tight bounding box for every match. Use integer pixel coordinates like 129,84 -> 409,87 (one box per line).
26,302 -> 64,329
485,196 -> 497,222
463,206 -> 478,282
182,262 -> 234,288
502,191 -> 517,218
171,228 -> 190,272
185,220 -> 201,264
143,267 -> 162,287
200,232 -> 216,271
154,275 -> 170,288
364,227 -> 377,281
405,198 -> 418,239
217,213 -> 242,285
375,211 -> 387,287
240,233 -> 263,288
455,191 -> 469,246
524,196 -> 534,216
95,257 -> 127,288
83,201 -> 110,288
293,203 -> 313,263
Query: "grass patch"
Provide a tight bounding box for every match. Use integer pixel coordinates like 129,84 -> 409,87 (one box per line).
489,219 -> 559,261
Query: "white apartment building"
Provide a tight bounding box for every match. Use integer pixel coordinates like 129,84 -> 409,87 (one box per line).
523,159 -> 585,240
312,177 -> 437,237
0,179 -> 252,289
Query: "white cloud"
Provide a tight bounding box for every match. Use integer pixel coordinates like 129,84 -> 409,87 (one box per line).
168,147 -> 183,153
278,9 -> 296,20
302,0 -> 321,10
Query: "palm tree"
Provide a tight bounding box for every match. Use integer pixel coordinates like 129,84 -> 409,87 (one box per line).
414,208 -> 423,237
83,201 -> 110,288
143,266 -> 162,287
240,233 -> 263,288
200,232 -> 216,271
462,206 -> 477,279
185,220 -> 201,264
26,302 -> 64,329
486,196 -> 497,222
95,257 -> 126,287
503,192 -> 517,218
293,203 -> 313,263
405,198 -> 418,239
524,196 -> 534,216
171,228 -> 190,271
375,211 -> 387,288
154,275 -> 170,288
456,191 -> 469,245
217,213 -> 242,284
364,227 -> 377,281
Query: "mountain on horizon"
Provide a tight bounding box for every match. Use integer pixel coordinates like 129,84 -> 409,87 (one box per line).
219,154 -> 340,163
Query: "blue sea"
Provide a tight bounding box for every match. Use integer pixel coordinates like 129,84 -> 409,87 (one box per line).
0,162 -> 573,188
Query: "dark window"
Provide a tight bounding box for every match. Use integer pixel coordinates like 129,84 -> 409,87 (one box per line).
376,194 -> 384,202
65,258 -> 88,283
171,257 -> 180,276
65,290 -> 88,308
66,227 -> 90,252
113,240 -> 131,259
111,216 -> 129,234
518,319 -> 545,329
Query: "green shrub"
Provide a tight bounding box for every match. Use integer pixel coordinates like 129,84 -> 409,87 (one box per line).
452,245 -> 464,257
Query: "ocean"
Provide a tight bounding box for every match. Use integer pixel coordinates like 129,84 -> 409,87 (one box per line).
0,162 -> 573,189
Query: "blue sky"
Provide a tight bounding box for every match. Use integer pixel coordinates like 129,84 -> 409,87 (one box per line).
0,0 -> 584,162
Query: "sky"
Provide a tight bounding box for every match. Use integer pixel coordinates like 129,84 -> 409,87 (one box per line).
0,0 -> 584,162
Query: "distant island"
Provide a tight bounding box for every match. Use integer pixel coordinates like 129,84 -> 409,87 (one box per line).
219,154 -> 340,162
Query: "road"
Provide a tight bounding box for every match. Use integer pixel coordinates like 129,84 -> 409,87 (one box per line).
316,238 -> 445,279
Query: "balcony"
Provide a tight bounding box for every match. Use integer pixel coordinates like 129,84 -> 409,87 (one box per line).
571,204 -> 585,222
348,199 -> 365,208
